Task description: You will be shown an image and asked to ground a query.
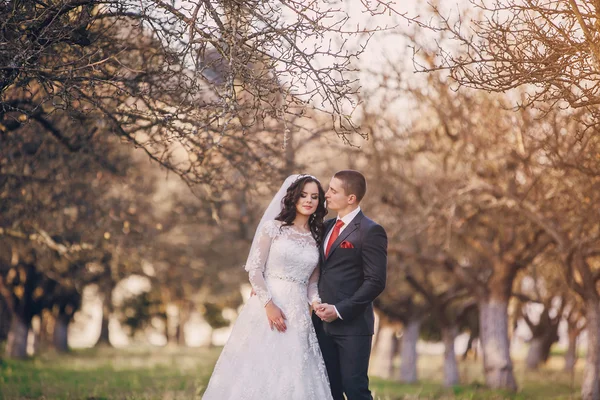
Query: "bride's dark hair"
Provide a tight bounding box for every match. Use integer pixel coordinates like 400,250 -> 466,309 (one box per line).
275,175 -> 327,245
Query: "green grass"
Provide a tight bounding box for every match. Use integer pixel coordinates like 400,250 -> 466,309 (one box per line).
0,346 -> 219,400
370,354 -> 582,400
0,347 -> 584,400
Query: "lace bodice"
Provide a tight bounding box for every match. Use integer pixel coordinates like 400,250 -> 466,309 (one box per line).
244,220 -> 321,306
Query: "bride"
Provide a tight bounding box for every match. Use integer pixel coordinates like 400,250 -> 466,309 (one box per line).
202,174 -> 333,400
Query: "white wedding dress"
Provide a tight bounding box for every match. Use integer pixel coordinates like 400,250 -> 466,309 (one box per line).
202,220 -> 333,400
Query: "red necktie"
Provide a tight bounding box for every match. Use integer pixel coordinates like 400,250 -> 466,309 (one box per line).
325,220 -> 345,257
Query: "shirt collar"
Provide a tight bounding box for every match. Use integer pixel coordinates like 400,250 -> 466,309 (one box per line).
337,206 -> 361,226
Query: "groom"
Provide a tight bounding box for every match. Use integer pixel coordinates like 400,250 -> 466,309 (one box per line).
313,170 -> 388,400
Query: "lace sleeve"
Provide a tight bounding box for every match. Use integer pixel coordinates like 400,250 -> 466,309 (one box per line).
244,220 -> 278,306
307,265 -> 321,305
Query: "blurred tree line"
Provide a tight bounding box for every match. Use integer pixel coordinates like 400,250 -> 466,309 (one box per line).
0,0 -> 398,359
365,3 -> 600,400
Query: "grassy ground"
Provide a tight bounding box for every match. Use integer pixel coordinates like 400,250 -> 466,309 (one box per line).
0,346 -> 583,400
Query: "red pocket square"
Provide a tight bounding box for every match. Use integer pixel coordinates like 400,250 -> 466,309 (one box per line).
340,240 -> 354,249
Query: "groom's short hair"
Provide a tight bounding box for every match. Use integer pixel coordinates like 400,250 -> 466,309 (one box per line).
334,170 -> 367,203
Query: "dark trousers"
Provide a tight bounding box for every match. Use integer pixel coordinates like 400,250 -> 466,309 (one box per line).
313,317 -> 373,400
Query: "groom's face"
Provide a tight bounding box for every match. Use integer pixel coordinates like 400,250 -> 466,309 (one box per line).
325,177 -> 352,212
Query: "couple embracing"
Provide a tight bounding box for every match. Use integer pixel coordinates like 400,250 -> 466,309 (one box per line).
203,170 -> 388,400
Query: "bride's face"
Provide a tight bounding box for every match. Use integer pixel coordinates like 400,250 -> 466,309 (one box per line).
296,181 -> 320,217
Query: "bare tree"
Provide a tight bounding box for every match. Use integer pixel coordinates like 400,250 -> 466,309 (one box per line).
411,6 -> 600,394
403,258 -> 473,387
564,301 -> 586,373
1,0 -> 408,193
511,252 -> 582,371
375,286 -> 427,384
421,0 -> 600,135
369,313 -> 401,380
353,45 -> 571,391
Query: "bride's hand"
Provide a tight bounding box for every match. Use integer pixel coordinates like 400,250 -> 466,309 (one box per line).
265,300 -> 287,332
311,301 -> 321,313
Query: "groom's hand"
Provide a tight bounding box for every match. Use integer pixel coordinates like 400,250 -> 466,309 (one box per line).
315,303 -> 338,323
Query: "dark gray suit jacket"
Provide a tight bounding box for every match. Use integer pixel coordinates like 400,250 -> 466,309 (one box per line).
318,211 -> 387,336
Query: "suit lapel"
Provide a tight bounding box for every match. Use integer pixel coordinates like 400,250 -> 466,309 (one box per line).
325,211 -> 363,260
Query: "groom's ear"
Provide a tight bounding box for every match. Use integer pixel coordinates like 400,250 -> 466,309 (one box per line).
347,194 -> 357,205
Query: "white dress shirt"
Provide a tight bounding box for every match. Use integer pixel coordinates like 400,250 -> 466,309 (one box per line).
324,206 -> 361,320
324,206 -> 362,250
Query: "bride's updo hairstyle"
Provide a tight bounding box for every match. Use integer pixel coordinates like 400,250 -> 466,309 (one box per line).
276,175 -> 327,245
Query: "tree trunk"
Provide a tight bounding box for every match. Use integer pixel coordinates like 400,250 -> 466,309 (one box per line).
167,316 -> 177,345
97,307 -> 110,346
208,326 -> 216,348
40,311 -> 55,350
96,287 -> 113,347
177,304 -> 191,346
30,315 -> 41,355
398,318 -> 420,383
565,329 -> 579,372
6,315 -> 29,359
479,298 -> 517,391
525,337 -> 546,370
462,333 -> 477,361
370,322 -> 399,379
525,317 -> 559,370
0,307 -> 7,364
283,127 -> 296,176
176,321 -> 186,346
540,334 -> 556,364
0,295 -> 10,343
582,300 -> 600,400
53,314 -> 69,353
442,325 -> 460,387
